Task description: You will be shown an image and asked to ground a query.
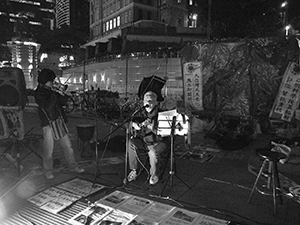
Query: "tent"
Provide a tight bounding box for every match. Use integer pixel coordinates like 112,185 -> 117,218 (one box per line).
181,36 -> 300,119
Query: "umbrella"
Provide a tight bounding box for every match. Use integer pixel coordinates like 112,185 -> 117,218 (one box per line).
138,75 -> 166,102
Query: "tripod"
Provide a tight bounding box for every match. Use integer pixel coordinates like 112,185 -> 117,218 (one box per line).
90,118 -> 119,187
160,116 -> 191,196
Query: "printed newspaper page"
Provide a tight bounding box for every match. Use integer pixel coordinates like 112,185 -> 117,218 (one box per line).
99,209 -> 136,225
68,202 -> 113,225
39,189 -> 81,214
160,207 -> 200,225
129,202 -> 175,225
117,196 -> 153,215
95,190 -> 133,208
56,177 -> 106,197
27,186 -> 63,207
194,214 -> 229,225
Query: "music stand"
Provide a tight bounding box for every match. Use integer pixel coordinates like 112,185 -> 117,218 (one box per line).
157,109 -> 191,196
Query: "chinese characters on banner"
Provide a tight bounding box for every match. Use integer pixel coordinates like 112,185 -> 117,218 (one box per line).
270,62 -> 300,122
183,62 -> 203,111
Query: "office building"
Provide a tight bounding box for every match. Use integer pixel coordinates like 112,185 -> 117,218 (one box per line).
0,0 -> 55,65
56,0 -> 89,32
63,0 -> 206,97
0,0 -> 55,42
87,0 -> 205,46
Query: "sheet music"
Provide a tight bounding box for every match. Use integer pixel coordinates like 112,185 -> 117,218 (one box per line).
157,109 -> 189,137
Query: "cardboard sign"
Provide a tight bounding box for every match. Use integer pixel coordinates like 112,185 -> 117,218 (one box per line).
269,62 -> 300,122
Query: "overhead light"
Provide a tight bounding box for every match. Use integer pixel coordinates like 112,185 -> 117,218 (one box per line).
285,24 -> 292,36
281,1 -> 288,8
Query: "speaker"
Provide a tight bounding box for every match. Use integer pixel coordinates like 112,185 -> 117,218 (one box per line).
0,67 -> 27,108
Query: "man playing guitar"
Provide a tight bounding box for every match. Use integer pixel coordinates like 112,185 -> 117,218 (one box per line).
127,91 -> 170,185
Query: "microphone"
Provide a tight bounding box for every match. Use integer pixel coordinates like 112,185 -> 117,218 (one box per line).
131,104 -> 150,117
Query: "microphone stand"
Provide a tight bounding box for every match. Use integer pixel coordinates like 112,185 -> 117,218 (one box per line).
100,105 -> 148,143
93,105 -> 147,187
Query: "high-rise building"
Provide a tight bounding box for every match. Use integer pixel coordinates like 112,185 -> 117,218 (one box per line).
62,0 -> 206,96
7,37 -> 40,89
0,0 -> 55,41
56,0 -> 89,33
56,0 -> 70,28
86,0 -> 205,46
0,0 -> 55,88
0,0 -> 55,64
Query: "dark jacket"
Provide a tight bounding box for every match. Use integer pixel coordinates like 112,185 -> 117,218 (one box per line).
34,84 -> 68,127
133,106 -> 170,146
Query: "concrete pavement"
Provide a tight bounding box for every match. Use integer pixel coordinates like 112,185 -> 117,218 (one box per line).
1,104 -> 300,225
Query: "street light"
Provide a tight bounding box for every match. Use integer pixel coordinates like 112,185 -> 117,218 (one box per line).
285,24 -> 291,36
281,1 -> 288,8
280,1 -> 288,26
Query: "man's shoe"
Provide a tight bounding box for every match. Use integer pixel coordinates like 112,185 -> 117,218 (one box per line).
127,169 -> 138,182
45,171 -> 54,180
70,166 -> 85,173
149,175 -> 159,185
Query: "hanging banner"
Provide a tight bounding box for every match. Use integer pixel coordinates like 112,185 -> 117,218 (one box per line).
269,62 -> 300,122
183,62 -> 203,111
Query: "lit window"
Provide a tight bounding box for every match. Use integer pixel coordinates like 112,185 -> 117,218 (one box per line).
189,0 -> 193,5
188,13 -> 197,27
117,16 -> 120,26
113,18 -> 116,28
110,20 -> 113,29
106,21 -> 109,30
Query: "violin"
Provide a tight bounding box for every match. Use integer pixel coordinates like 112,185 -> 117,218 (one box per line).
52,81 -> 68,95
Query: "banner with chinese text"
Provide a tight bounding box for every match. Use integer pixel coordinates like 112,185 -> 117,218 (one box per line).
183,62 -> 203,112
269,62 -> 300,122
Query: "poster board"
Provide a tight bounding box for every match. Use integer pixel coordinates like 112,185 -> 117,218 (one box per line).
183,62 -> 203,112
269,62 -> 300,122
0,106 -> 24,140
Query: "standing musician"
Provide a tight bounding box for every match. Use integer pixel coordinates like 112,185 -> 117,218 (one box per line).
34,68 -> 84,179
127,91 -> 170,185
